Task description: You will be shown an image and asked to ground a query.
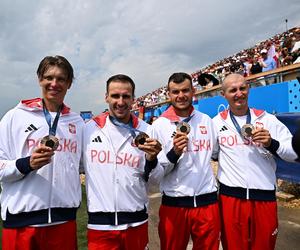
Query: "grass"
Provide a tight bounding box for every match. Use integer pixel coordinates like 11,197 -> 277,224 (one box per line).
77,186 -> 88,249
0,185 -> 88,250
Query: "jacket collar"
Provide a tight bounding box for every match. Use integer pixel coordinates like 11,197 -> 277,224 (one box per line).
220,108 -> 265,120
21,98 -> 70,114
93,112 -> 139,129
161,105 -> 194,122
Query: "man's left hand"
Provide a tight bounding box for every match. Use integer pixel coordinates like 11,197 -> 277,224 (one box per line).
252,128 -> 272,147
138,138 -> 162,161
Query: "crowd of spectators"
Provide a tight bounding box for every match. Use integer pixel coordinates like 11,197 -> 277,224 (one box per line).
132,86 -> 168,109
132,26 -> 300,109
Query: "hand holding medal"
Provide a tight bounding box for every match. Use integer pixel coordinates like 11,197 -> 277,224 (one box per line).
30,145 -> 55,170
173,116 -> 193,155
136,133 -> 162,161
173,130 -> 189,155
241,124 -> 272,147
241,124 -> 255,138
176,122 -> 191,134
251,128 -> 272,147
30,100 -> 61,170
134,132 -> 150,147
40,135 -> 59,150
40,99 -> 62,151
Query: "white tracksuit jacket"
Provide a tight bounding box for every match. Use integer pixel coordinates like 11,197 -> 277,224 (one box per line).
0,98 -> 84,227
83,113 -> 162,227
151,106 -> 218,200
213,108 -> 298,191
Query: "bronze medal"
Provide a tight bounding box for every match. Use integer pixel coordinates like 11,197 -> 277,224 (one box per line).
241,124 -> 255,138
134,132 -> 149,146
176,122 -> 191,134
41,135 -> 59,150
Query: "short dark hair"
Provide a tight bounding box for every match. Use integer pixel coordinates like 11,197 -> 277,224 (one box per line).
106,74 -> 135,96
167,72 -> 192,89
37,55 -> 74,83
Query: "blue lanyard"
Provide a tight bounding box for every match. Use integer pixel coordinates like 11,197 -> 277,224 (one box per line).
109,116 -> 144,138
175,114 -> 194,125
42,100 -> 62,136
229,109 -> 251,135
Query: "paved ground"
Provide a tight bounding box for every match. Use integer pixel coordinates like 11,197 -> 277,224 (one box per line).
148,192 -> 300,250
276,203 -> 300,250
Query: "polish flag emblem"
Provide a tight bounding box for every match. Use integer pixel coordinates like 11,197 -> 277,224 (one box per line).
199,126 -> 207,134
69,124 -> 76,134
255,122 -> 264,129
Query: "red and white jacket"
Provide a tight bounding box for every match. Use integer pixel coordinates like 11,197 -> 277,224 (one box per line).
83,112 -> 162,228
0,98 -> 84,225
151,106 -> 218,197
213,108 -> 298,190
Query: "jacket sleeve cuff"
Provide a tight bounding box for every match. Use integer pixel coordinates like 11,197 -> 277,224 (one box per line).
143,158 -> 158,182
166,148 -> 180,164
265,139 -> 280,157
16,156 -> 33,175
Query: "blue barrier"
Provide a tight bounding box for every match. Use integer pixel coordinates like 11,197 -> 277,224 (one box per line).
196,80 -> 299,118
276,113 -> 300,183
144,104 -> 169,122
145,79 -> 299,119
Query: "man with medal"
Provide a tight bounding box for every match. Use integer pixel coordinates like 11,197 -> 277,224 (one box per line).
213,73 -> 298,250
0,55 -> 84,249
151,72 -> 220,250
83,74 -> 162,250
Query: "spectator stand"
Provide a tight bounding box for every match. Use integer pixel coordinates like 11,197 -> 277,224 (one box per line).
134,63 -> 300,119
133,26 -> 300,118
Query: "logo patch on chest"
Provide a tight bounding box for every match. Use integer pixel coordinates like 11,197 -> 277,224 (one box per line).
92,136 -> 102,143
199,125 -> 207,134
69,123 -> 76,134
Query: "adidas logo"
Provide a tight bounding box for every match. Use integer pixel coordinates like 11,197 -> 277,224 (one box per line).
92,136 -> 102,143
25,124 -> 38,132
171,131 -> 176,138
219,126 -> 228,132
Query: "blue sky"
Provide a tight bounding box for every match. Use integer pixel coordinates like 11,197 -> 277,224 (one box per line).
0,0 -> 299,117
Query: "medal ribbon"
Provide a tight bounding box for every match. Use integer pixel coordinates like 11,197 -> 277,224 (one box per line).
42,100 -> 62,136
109,116 -> 144,138
229,109 -> 251,135
175,114 -> 194,125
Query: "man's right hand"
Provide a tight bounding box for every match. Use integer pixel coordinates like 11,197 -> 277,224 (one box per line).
173,131 -> 189,156
30,146 -> 54,170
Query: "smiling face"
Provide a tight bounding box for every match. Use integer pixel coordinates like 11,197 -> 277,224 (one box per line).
39,66 -> 71,111
168,78 -> 195,117
105,81 -> 134,123
221,74 -> 249,116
